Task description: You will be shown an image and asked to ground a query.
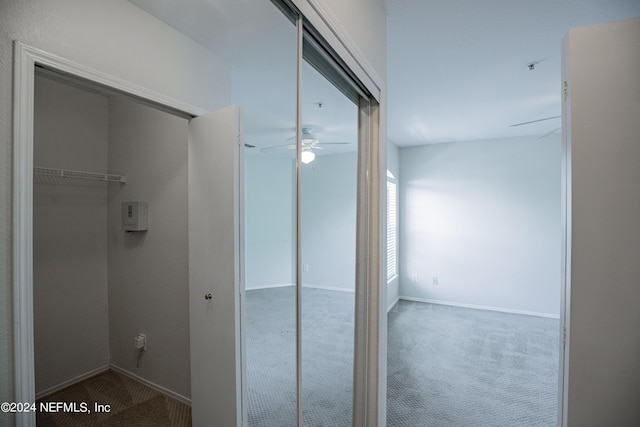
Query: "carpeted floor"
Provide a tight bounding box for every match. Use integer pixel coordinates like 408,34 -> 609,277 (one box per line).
245,288 -> 559,427
36,369 -> 191,426
36,292 -> 558,426
387,300 -> 559,427
245,286 -> 355,427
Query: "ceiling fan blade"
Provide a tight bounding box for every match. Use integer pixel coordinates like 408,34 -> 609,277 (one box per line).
313,146 -> 339,154
260,143 -> 296,153
536,127 -> 561,140
316,141 -> 350,145
510,116 -> 561,127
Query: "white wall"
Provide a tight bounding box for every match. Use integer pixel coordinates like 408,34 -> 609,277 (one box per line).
316,0 -> 387,81
563,17 -> 640,426
0,0 -> 230,411
245,151 -> 359,292
399,135 -> 562,317
107,96 -> 191,399
302,152 -> 358,291
32,75 -> 110,394
386,141 -> 400,310
245,155 -> 295,289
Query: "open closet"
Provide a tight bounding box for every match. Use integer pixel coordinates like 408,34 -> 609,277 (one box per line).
33,70 -> 192,422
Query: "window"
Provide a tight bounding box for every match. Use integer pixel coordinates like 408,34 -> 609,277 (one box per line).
387,170 -> 397,281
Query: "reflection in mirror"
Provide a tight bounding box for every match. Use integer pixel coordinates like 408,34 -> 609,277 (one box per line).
300,59 -> 358,426
236,2 -> 298,426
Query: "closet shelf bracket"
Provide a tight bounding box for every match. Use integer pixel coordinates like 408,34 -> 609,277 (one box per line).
33,167 -> 127,184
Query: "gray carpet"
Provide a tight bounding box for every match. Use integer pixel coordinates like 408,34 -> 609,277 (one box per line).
246,289 -> 559,427
388,300 -> 559,427
246,287 -> 354,427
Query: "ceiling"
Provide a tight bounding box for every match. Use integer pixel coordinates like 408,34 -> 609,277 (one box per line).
386,0 -> 640,145
131,0 -> 359,156
130,0 -> 640,148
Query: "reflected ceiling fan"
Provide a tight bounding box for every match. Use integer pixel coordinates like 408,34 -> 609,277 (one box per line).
510,115 -> 561,139
260,127 -> 350,163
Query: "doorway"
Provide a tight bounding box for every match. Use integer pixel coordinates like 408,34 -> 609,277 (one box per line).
13,40 -> 248,425
32,69 -> 194,424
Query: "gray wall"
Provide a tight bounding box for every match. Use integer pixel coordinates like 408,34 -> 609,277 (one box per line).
301,152 -> 358,291
386,141 -> 400,309
32,78 -> 192,399
399,135 -> 562,316
33,75 -> 111,394
107,97 -> 191,398
563,17 -> 640,426
244,155 -> 295,289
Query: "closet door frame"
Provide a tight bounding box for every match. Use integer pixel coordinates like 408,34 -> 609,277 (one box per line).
11,41 -> 207,427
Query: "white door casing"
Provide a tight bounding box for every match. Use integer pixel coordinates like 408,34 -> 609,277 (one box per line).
12,41 -> 210,427
13,41 -> 248,426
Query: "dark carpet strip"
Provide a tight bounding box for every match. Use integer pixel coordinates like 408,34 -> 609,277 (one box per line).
36,369 -> 191,426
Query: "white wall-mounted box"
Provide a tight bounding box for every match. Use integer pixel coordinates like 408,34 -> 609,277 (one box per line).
122,201 -> 148,231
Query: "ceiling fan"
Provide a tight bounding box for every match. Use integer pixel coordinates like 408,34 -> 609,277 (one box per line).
510,115 -> 561,139
260,127 -> 350,163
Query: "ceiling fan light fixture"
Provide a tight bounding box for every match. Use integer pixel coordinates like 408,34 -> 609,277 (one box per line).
301,150 -> 315,164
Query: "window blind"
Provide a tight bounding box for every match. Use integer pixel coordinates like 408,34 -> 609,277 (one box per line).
387,175 -> 397,281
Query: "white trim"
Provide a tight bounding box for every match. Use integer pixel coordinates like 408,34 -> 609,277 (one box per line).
35,365 -> 110,400
291,0 -> 383,101
13,40 -> 36,427
398,296 -> 561,319
34,364 -> 191,406
302,284 -> 355,293
110,365 -> 191,406
18,43 -> 208,117
559,34 -> 572,427
245,283 -> 294,291
294,16 -> 304,426
12,40 -> 209,427
244,283 -> 356,293
387,296 -> 400,313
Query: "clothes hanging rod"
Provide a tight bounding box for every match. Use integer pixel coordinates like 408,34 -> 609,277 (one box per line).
33,167 -> 127,184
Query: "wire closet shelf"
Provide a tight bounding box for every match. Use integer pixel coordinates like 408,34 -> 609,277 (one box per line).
33,167 -> 127,184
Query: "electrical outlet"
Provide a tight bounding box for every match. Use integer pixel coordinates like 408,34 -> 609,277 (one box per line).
134,333 -> 147,351
433,277 -> 439,286
411,274 -> 418,283
303,264 -> 309,272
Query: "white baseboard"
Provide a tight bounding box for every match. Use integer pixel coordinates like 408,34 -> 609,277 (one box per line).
302,284 -> 355,293
36,364 -> 191,405
246,283 -> 355,293
387,296 -> 400,312
399,296 -> 560,319
36,364 -> 110,399
245,283 -> 293,291
110,364 -> 191,405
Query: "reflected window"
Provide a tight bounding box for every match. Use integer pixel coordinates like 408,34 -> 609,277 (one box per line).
387,170 -> 397,281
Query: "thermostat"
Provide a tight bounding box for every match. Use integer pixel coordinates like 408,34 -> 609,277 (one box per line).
122,201 -> 148,231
